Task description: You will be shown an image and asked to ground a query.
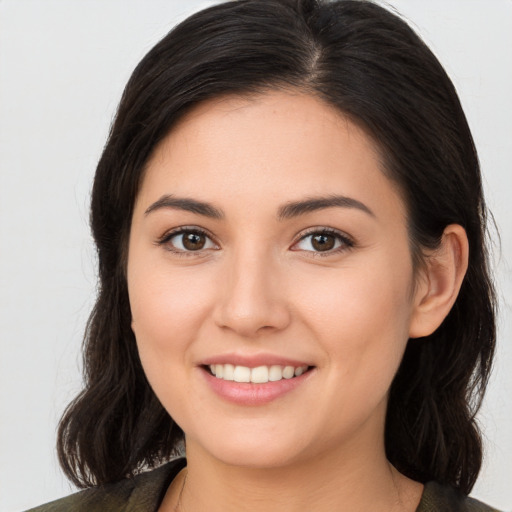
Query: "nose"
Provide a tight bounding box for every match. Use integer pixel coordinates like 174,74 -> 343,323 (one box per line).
213,249 -> 291,338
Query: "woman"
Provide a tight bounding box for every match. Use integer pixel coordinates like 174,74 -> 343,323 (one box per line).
27,0 -> 500,510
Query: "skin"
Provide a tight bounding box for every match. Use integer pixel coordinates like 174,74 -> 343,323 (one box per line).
127,90 -> 468,512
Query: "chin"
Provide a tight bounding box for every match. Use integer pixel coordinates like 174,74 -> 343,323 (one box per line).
187,424 -> 312,470
212,445 -> 304,470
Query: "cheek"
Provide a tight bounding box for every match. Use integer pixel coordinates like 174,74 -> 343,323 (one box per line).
293,258 -> 414,370
128,260 -> 215,365
289,265 -> 414,436
127,264 -> 216,422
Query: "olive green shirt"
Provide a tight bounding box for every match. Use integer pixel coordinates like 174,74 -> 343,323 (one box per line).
26,458 -> 501,512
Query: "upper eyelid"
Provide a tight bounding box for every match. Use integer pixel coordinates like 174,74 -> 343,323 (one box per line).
294,226 -> 353,243
158,225 -> 217,243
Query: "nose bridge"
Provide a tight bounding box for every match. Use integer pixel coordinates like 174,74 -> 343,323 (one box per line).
215,242 -> 290,336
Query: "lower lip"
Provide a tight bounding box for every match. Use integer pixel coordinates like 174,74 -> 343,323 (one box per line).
201,367 -> 314,406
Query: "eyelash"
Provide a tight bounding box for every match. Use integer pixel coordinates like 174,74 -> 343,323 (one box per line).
156,226 -> 354,257
156,226 -> 218,258
293,227 -> 354,257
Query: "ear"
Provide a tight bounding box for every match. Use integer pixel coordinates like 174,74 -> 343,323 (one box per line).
409,224 -> 469,339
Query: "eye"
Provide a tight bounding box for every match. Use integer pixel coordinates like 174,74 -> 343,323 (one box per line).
292,229 -> 353,254
158,228 -> 218,253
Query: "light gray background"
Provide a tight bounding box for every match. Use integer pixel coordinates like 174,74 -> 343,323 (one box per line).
0,1 -> 510,510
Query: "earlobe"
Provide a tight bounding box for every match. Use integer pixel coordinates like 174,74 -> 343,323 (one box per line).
409,224 -> 469,339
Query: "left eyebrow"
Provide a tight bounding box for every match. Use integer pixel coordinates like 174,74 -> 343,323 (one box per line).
277,195 -> 375,220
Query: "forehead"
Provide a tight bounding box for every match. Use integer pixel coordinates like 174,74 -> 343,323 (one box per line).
137,90 -> 406,222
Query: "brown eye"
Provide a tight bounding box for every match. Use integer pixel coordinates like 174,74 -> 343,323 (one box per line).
182,232 -> 206,250
161,229 -> 217,253
293,229 -> 352,255
311,234 -> 335,251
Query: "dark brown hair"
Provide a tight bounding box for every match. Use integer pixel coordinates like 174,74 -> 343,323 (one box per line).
57,0 -> 496,494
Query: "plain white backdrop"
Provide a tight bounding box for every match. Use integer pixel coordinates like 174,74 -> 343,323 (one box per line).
0,1 -> 510,510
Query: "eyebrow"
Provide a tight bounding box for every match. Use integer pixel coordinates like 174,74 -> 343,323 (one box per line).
145,195 -> 224,219
277,195 -> 375,220
144,194 -> 374,220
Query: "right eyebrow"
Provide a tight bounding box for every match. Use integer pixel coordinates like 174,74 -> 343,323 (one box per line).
144,195 -> 225,219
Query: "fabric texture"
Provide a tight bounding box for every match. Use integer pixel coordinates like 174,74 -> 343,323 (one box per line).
25,458 -> 501,512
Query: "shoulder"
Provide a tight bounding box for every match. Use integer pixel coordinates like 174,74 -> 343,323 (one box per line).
24,458 -> 186,512
417,481 -> 502,512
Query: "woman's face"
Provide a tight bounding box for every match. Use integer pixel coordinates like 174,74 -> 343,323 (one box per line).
127,91 -> 425,468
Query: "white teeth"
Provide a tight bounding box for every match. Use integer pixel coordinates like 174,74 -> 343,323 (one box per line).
282,366 -> 295,379
209,364 -> 309,383
250,366 -> 269,383
268,365 -> 283,381
223,363 -> 235,381
233,365 -> 251,383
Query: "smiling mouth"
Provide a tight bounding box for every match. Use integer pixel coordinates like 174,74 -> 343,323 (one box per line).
205,364 -> 312,384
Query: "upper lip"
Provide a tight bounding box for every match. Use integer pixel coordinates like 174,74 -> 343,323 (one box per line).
200,353 -> 313,368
